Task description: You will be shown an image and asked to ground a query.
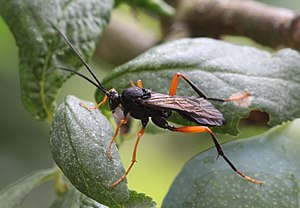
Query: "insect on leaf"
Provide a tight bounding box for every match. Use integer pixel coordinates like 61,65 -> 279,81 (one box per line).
97,38 -> 300,135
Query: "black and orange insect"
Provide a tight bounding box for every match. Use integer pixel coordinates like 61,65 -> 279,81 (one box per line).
47,19 -> 263,187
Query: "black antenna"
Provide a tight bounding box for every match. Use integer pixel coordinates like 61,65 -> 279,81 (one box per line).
58,67 -> 101,90
45,18 -> 109,95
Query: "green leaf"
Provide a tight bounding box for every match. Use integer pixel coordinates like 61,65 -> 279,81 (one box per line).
124,190 -> 156,208
50,95 -> 129,207
0,168 -> 58,208
97,38 -> 300,135
162,119 -> 300,207
0,0 -> 113,122
50,188 -> 156,208
50,187 -> 108,208
115,0 -> 174,16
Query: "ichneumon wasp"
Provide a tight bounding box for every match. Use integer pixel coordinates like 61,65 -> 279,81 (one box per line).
47,19 -> 263,187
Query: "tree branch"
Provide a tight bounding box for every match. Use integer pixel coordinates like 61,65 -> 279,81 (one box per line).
95,14 -> 159,66
95,0 -> 300,66
168,0 -> 300,49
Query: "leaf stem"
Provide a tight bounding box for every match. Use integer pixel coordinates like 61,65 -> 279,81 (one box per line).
53,166 -> 68,196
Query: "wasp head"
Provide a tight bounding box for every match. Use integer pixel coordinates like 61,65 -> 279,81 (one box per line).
108,88 -> 121,111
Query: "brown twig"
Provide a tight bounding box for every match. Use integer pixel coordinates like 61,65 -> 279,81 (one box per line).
95,14 -> 159,65
169,0 -> 300,49
95,0 -> 300,66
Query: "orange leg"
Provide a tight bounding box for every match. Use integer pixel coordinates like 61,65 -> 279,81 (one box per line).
169,73 -> 208,97
80,95 -> 108,110
169,72 -> 251,103
169,73 -> 184,96
137,79 -> 143,88
111,127 -> 146,187
130,79 -> 143,88
130,81 -> 135,87
108,117 -> 127,160
172,126 -> 263,185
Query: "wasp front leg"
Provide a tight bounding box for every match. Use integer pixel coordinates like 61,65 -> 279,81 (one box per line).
137,79 -> 143,88
79,95 -> 108,110
129,79 -> 143,88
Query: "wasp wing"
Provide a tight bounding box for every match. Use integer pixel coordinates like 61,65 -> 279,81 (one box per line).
142,92 -> 224,126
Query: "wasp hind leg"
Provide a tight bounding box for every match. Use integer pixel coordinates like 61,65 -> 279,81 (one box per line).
152,115 -> 263,185
172,125 -> 262,185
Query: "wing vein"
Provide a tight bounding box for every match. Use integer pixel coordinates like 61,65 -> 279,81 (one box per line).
142,92 -> 224,126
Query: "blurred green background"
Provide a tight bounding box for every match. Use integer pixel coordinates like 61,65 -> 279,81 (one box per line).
0,0 -> 299,207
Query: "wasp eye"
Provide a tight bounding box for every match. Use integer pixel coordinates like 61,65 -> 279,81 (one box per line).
108,92 -> 120,110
